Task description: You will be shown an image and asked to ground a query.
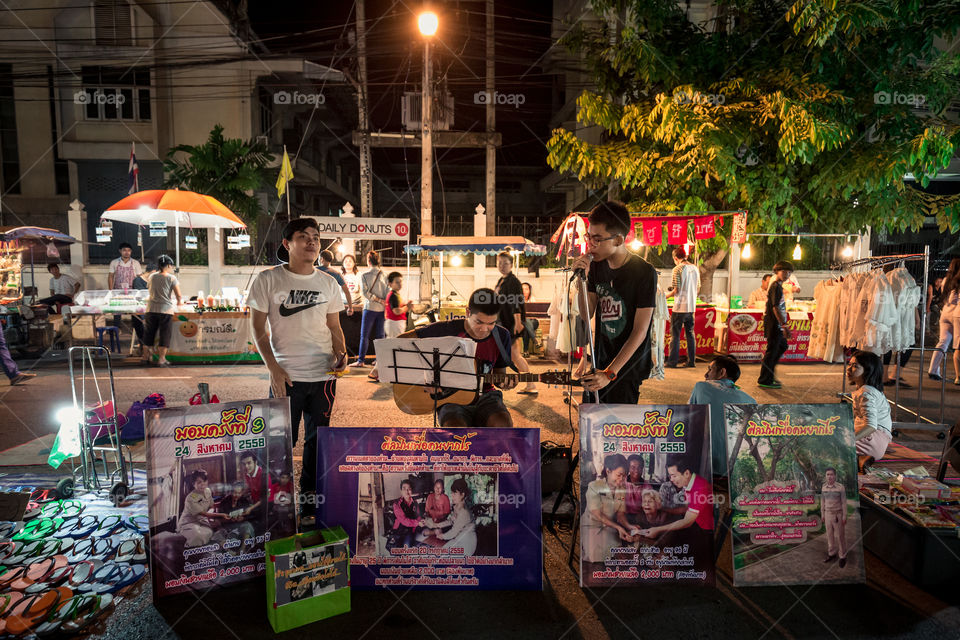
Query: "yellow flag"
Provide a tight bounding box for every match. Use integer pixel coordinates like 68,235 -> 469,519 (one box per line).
276,149 -> 294,198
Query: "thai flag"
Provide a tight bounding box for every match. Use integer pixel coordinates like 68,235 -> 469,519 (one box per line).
128,142 -> 139,194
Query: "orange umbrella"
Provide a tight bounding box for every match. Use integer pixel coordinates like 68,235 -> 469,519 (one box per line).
102,189 -> 246,268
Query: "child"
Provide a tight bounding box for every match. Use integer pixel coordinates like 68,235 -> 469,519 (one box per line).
847,350 -> 892,464
384,272 -> 412,338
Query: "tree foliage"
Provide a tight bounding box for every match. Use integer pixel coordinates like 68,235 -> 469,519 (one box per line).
163,124 -> 274,225
547,0 -> 960,238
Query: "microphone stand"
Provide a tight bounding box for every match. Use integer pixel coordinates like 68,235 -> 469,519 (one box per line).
572,268 -> 601,404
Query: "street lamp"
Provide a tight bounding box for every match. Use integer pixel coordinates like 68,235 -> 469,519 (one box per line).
418,11 -> 438,36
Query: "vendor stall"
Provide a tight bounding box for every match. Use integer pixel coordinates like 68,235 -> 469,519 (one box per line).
713,306 -> 817,362
664,304 -> 718,358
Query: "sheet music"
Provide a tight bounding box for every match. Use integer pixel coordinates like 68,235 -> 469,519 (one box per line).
373,337 -> 478,391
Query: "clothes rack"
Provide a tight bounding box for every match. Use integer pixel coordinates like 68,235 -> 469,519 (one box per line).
833,247 -> 946,425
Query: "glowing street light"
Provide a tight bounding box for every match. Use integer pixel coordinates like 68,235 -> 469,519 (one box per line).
629,239 -> 642,251
450,254 -> 463,267
793,236 -> 802,260
418,11 -> 438,36
741,242 -> 752,259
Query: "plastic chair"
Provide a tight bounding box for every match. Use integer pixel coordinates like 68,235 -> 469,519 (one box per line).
95,326 -> 121,353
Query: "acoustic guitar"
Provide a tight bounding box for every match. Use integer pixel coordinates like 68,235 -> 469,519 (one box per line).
392,370 -> 580,415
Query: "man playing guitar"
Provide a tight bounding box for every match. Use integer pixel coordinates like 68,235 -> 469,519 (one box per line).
398,288 -> 518,427
571,201 -> 658,404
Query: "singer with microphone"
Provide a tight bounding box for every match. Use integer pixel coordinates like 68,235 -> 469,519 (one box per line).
571,201 -> 658,404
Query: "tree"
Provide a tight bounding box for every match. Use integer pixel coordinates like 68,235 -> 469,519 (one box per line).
163,124 -> 274,226
547,0 -> 960,293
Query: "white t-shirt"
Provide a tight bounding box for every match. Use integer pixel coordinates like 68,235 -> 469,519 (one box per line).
109,257 -> 142,289
673,263 -> 700,313
247,266 -> 345,382
50,273 -> 79,296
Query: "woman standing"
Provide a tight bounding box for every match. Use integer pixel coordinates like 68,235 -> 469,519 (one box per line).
930,258 -> 960,382
431,478 -> 477,554
142,255 -> 183,367
848,350 -> 893,464
341,254 -> 362,310
353,251 -> 388,367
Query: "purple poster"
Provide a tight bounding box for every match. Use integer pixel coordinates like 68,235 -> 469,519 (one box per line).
317,427 -> 542,590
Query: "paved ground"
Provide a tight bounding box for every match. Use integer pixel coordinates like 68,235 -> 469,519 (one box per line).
1,346 -> 959,639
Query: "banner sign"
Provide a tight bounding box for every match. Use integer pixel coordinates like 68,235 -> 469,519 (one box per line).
667,220 -> 688,245
726,403 -> 864,586
694,216 -> 716,240
641,219 -> 662,246
664,307 -> 717,357
167,312 -> 262,364
271,538 -> 349,607
316,427 -> 542,590
730,212 -> 748,244
579,404 -> 714,588
145,398 -> 297,600
306,216 -> 411,241
722,310 -> 816,362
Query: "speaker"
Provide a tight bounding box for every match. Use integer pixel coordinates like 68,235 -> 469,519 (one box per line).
541,441 -> 572,496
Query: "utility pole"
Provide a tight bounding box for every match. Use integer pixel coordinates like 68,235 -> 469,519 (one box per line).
485,0 -> 496,237
418,12 -> 437,302
356,0 -> 372,220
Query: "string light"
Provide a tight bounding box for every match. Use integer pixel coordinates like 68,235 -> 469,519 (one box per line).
629,239 -> 642,251
450,254 -> 463,267
841,236 -> 854,258
741,242 -> 752,259
792,236 -> 802,260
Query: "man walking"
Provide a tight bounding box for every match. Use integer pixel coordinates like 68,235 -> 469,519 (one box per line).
248,218 -> 347,520
758,260 -> 794,389
666,247 -> 700,368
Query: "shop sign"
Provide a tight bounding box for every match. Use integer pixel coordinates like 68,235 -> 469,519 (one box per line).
150,221 -> 168,237
305,216 -> 411,241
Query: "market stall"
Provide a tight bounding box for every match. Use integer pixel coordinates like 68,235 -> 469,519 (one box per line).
664,303 -> 718,358
713,306 -> 817,362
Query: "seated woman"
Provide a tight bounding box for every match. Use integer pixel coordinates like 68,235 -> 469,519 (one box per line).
427,478 -> 477,555
390,479 -> 423,549
581,454 -> 635,565
425,479 -> 451,524
178,469 -> 228,547
847,350 -> 893,465
631,489 -> 671,536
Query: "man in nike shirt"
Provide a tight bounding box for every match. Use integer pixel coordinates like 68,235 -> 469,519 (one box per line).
248,218 -> 347,519
571,201 -> 657,404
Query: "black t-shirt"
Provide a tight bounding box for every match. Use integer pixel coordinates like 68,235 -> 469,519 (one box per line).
495,272 -> 525,332
587,254 -> 657,382
765,280 -> 786,331
414,319 -> 513,391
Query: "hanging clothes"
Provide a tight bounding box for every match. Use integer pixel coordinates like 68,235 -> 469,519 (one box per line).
648,285 -> 668,380
886,265 -> 921,351
809,278 -> 843,362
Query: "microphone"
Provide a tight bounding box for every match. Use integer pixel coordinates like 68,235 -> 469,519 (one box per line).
572,254 -> 593,280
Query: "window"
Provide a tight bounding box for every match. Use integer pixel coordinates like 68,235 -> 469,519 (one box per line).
80,66 -> 150,121
0,64 -> 20,194
94,0 -> 132,46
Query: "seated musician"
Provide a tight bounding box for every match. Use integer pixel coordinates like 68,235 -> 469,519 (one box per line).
398,288 -> 517,427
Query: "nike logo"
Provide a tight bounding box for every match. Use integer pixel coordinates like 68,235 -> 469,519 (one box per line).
278,303 -> 319,317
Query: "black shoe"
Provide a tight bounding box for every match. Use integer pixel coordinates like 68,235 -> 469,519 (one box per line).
929,373 -> 943,381
679,362 -> 695,368
839,557 -> 847,568
824,554 -> 837,563
666,362 -> 678,368
758,381 -> 782,389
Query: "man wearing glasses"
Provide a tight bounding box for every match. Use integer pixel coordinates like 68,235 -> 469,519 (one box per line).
571,201 -> 657,404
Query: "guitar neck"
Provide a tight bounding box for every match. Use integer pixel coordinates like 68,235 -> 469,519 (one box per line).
484,373 -> 541,383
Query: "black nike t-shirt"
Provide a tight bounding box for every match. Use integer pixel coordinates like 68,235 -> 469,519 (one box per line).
587,253 -> 658,384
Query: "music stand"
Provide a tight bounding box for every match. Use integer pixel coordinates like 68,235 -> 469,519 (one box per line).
373,337 -> 479,428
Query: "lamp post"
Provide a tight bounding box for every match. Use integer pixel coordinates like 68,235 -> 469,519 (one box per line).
418,10 -> 438,302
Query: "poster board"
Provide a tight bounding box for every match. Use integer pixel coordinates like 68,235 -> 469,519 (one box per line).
718,309 -> 816,362
316,427 -> 542,589
145,398 -> 297,600
726,403 -> 865,586
166,312 -> 262,364
579,404 -> 715,587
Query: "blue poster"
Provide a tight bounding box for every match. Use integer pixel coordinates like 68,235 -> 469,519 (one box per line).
316,427 -> 542,589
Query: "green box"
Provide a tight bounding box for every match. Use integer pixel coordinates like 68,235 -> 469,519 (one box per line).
265,527 -> 351,632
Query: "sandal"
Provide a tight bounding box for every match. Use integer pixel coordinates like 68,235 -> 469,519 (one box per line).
40,500 -> 84,520
113,537 -> 147,564
43,593 -> 113,636
3,539 -> 47,565
13,517 -> 63,542
0,565 -> 29,590
28,489 -> 57,504
3,587 -> 70,636
78,562 -> 144,595
55,514 -> 99,540
0,521 -> 23,541
124,514 -> 149,535
64,538 -> 114,563
89,514 -> 123,539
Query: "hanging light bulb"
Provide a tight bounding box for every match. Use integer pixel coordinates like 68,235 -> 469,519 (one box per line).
629,239 -> 642,251
841,244 -> 854,258
741,242 -> 752,259
792,236 -> 802,260
450,254 -> 463,267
